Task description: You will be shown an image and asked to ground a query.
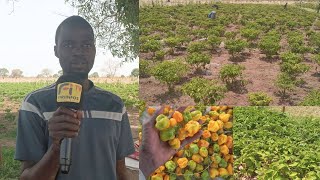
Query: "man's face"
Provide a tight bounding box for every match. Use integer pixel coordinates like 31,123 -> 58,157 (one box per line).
54,26 -> 96,76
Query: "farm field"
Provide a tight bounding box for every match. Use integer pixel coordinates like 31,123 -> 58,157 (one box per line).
233,106 -> 320,179
0,79 -> 139,179
139,3 -> 320,106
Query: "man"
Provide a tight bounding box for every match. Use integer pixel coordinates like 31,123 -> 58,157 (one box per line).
15,16 -> 135,180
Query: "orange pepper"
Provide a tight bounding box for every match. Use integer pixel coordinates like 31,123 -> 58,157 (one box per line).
175,149 -> 184,157
177,158 -> 188,169
224,122 -> 233,129
198,139 -> 209,148
163,105 -> 171,115
211,106 -> 220,111
227,163 -> 233,175
220,145 -> 229,155
220,106 -> 228,111
191,154 -> 204,164
177,128 -> 187,141
175,167 -> 183,176
172,111 -> 183,122
226,136 -> 233,149
219,168 -> 229,176
163,174 -> 170,180
227,109 -> 233,115
208,120 -> 220,132
169,138 -> 181,150
209,168 -> 219,178
169,118 -> 177,127
147,107 -> 156,116
201,130 -> 211,139
211,132 -> 219,141
219,113 -> 231,123
155,165 -> 165,173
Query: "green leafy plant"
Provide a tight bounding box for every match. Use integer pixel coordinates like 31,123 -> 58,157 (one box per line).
140,39 -> 161,57
275,73 -> 295,97
219,64 -> 245,85
207,35 -> 221,51
181,77 -> 226,104
280,52 -> 310,78
187,41 -> 207,53
186,52 -> 211,71
154,50 -> 166,61
225,39 -> 248,58
248,92 -> 272,106
139,59 -> 151,78
299,89 -> 320,106
164,37 -> 182,55
259,35 -> 281,59
312,54 -> 320,73
151,59 -> 188,92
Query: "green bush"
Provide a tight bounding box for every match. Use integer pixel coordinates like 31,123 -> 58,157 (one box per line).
140,39 -> 161,57
187,41 -> 207,53
280,52 -> 310,77
300,90 -> 320,106
139,59 -> 151,78
151,59 -> 188,92
225,39 -> 248,57
186,52 -> 211,71
248,92 -> 272,106
275,72 -> 295,97
154,50 -> 166,61
207,35 -> 221,50
240,28 -> 260,41
164,37 -> 181,54
219,64 -> 245,85
259,35 -> 280,59
181,77 -> 226,104
312,54 -> 320,72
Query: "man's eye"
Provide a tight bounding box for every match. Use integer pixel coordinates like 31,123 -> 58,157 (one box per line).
63,44 -> 73,48
82,44 -> 92,48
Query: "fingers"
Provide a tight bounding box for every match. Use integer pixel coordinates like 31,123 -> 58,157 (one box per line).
53,107 -> 77,118
50,114 -> 80,125
179,130 -> 203,150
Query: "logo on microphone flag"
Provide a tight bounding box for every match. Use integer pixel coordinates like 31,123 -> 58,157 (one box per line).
57,82 -> 82,103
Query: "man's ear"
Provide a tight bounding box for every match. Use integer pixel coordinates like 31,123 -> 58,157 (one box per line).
54,45 -> 58,58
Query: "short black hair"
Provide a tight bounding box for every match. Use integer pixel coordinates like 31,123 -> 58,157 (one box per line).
55,15 -> 94,45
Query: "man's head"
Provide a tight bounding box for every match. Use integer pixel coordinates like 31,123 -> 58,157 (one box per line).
54,16 -> 96,78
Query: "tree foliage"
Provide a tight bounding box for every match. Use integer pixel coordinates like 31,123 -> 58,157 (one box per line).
0,68 -> 9,78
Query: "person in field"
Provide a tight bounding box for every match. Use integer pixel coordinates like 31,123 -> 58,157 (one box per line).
14,16 -> 135,180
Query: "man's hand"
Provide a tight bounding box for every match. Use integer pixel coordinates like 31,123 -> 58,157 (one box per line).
48,107 -> 83,145
139,107 -> 202,177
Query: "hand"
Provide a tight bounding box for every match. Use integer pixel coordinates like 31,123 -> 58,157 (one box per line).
48,107 -> 83,145
139,106 -> 202,177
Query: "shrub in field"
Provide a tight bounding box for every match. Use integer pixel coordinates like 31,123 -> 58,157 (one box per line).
192,29 -> 208,39
312,54 -> 320,73
187,41 -> 207,53
287,32 -> 309,54
181,77 -> 226,105
225,31 -> 237,40
219,64 -> 245,85
225,39 -> 248,58
275,73 -> 295,97
240,28 -> 260,42
207,35 -> 222,51
259,35 -> 280,59
248,92 -> 272,106
140,39 -> 161,57
165,37 -> 182,55
186,52 -> 211,71
151,59 -> 188,92
140,59 -> 151,78
300,90 -> 320,106
280,52 -> 310,77
154,50 -> 166,61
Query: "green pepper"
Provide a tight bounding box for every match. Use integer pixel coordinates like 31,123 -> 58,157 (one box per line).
155,114 -> 170,131
190,110 -> 202,121
214,154 -> 222,164
219,159 -> 228,168
165,160 -> 176,172
183,111 -> 192,123
201,170 -> 210,180
203,156 -> 210,166
183,170 -> 193,180
160,127 -> 175,141
189,143 -> 199,154
169,174 -> 177,180
199,147 -> 208,157
213,144 -> 220,153
184,149 -> 192,158
187,160 -> 196,171
195,164 -> 204,172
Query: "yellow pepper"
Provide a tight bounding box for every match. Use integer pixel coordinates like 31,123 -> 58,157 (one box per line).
209,111 -> 219,120
198,139 -> 209,148
190,110 -> 202,121
211,132 -> 219,141
163,105 -> 171,115
219,113 -> 231,123
227,163 -> 233,175
219,168 -> 229,176
154,165 -> 165,173
151,174 -> 163,180
191,154 -> 203,164
172,111 -> 183,123
224,122 -> 233,129
184,120 -> 200,137
227,109 -> 233,115
220,145 -> 229,155
208,120 -> 220,132
199,147 -> 208,157
201,130 -> 211,139
177,128 -> 187,141
216,120 -> 224,129
218,134 -> 228,145
177,157 -> 188,169
220,106 -> 228,111
209,168 -> 219,178
211,106 -> 220,111
169,138 -> 180,150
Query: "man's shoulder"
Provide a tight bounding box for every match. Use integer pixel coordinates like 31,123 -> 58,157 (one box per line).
23,83 -> 56,103
92,86 -> 124,107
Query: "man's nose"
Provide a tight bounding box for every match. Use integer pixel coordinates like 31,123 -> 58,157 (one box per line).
72,46 -> 85,55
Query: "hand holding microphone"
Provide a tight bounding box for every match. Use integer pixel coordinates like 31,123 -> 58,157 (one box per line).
48,74 -> 84,174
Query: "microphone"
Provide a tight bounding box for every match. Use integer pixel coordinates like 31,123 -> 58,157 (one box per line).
55,74 -> 84,174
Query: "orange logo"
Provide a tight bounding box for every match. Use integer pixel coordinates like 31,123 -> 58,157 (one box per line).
57,82 -> 82,103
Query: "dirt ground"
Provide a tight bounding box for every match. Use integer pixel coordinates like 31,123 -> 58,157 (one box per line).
140,46 -> 320,106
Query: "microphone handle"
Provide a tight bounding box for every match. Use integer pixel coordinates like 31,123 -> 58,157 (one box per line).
60,138 -> 72,174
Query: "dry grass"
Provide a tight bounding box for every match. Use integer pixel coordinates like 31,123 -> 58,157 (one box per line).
268,106 -> 320,117
0,77 -> 138,84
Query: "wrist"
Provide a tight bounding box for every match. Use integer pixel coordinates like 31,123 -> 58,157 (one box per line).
139,150 -> 156,177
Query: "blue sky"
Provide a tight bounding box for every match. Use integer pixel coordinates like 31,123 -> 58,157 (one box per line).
0,0 -> 138,77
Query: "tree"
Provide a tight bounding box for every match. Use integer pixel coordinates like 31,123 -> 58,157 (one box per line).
130,68 -> 139,77
102,58 -> 121,77
89,72 -> 99,78
65,0 -> 138,62
0,68 -> 9,78
38,68 -> 53,78
10,69 -> 23,78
